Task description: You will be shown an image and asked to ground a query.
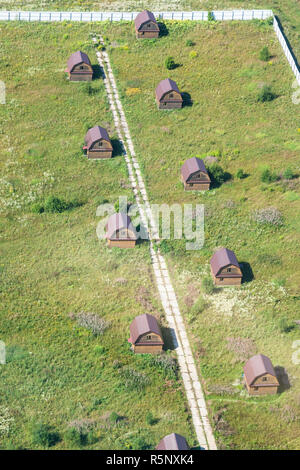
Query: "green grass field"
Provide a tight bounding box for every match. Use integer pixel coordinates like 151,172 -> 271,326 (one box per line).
102,19 -> 300,449
0,22 -> 197,450
0,16 -> 299,450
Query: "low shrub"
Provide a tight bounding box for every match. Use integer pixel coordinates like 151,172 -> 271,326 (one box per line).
202,277 -> 215,294
257,85 -> 276,102
282,167 -> 294,180
189,50 -> 198,59
236,169 -> 247,179
146,411 -> 156,426
44,196 -> 67,213
278,317 -> 295,333
207,163 -> 227,186
120,368 -> 150,391
208,11 -> 215,21
109,412 -> 119,425
259,46 -> 271,61
76,312 -> 109,336
253,207 -> 283,226
31,203 -> 44,214
191,296 -> 206,315
165,56 -> 176,70
186,39 -> 195,46
261,167 -> 277,183
31,423 -> 60,448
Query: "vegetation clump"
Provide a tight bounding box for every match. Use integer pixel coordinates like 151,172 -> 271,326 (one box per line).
257,85 -> 276,102
202,277 -> 215,294
76,312 -> 109,336
253,207 -> 283,226
165,56 -> 176,70
261,166 -> 278,183
31,423 -> 60,448
259,46 -> 271,61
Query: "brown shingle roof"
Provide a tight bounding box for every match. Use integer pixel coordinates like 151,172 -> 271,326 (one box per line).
181,157 -> 209,183
210,247 -> 240,277
244,354 -> 277,386
156,433 -> 189,450
106,212 -> 137,240
134,10 -> 157,30
155,78 -> 181,102
67,51 -> 91,73
84,126 -> 110,150
129,314 -> 162,345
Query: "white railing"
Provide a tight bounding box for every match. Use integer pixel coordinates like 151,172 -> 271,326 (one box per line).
0,10 -> 273,22
273,16 -> 300,86
0,9 -> 298,86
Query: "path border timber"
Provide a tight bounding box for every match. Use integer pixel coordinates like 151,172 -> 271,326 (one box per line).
0,9 -> 299,86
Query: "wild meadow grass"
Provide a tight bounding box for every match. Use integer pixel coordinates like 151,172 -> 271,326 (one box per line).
0,22 -> 196,449
103,19 -> 300,449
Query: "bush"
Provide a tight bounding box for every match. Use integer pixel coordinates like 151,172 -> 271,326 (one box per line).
282,167 -> 294,180
76,312 -> 109,336
257,85 -> 276,102
253,207 -> 283,226
259,46 -> 271,61
65,427 -> 86,447
44,196 -> 67,213
109,412 -> 119,425
236,169 -> 247,179
186,39 -> 194,46
261,167 -> 277,183
207,163 -> 227,186
191,296 -> 206,315
31,203 -> 44,214
202,277 -> 215,294
165,56 -> 176,70
31,423 -> 60,448
208,11 -> 215,21
146,412 -> 156,426
278,317 -> 295,333
120,368 -> 150,391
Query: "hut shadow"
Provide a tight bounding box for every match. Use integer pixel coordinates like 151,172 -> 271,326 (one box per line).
181,91 -> 193,107
92,64 -> 104,80
158,22 -> 169,37
275,366 -> 291,393
135,222 -> 150,246
240,262 -> 254,283
190,445 -> 206,451
112,139 -> 124,158
162,327 -> 179,351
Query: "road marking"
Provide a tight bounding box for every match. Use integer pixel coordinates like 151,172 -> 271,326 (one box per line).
93,36 -> 217,450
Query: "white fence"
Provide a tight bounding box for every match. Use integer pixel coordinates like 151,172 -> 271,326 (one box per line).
273,16 -> 300,86
0,9 -> 299,87
0,9 -> 273,22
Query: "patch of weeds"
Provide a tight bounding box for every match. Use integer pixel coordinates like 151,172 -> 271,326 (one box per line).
76,312 -> 110,336
31,423 -> 60,448
253,207 -> 283,226
259,46 -> 271,61
201,276 -> 215,294
257,85 -> 276,102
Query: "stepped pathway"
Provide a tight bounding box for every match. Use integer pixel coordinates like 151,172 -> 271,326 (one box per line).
93,35 -> 217,450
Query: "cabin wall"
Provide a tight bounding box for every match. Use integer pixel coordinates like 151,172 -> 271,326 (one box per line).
87,149 -> 112,159
253,374 -> 279,387
69,65 -> 93,82
138,332 -> 162,344
213,275 -> 242,286
184,181 -> 210,191
133,344 -> 163,353
107,239 -> 136,248
245,376 -> 279,395
91,140 -> 112,150
219,265 -> 242,276
136,22 -> 159,38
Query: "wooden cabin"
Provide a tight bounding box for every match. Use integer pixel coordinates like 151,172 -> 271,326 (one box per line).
155,78 -> 183,109
134,10 -> 159,38
156,433 -> 190,450
106,212 -> 137,248
128,314 -> 164,353
65,51 -> 93,81
244,354 -> 279,395
83,126 -> 113,159
210,247 -> 243,286
181,157 -> 211,190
